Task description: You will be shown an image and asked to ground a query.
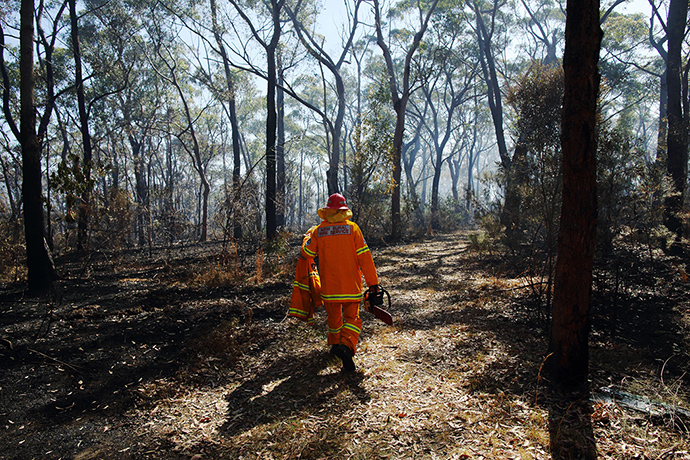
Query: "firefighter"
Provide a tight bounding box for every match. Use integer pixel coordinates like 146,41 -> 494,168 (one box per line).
301,193 -> 380,372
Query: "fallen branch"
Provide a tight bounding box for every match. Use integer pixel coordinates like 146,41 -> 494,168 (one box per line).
26,347 -> 81,373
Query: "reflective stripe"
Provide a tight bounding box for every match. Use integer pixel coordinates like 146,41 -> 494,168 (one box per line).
289,307 -> 309,317
293,280 -> 310,291
321,293 -> 363,302
303,246 -> 316,257
343,322 -> 361,334
356,245 -> 370,255
329,325 -> 342,334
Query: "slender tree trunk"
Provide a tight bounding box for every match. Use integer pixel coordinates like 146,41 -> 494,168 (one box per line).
391,99 -> 405,239
548,0 -> 602,391
657,69 -> 668,160
474,2 -> 516,244
277,62 -> 286,229
664,0 -> 688,251
263,0 -> 283,241
130,137 -> 148,247
210,0 -> 242,240
266,50 -> 278,240
20,0 -> 56,293
286,1 -> 362,196
70,0 -> 93,252
373,0 -> 439,240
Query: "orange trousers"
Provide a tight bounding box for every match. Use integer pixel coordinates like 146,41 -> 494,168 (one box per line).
324,301 -> 362,354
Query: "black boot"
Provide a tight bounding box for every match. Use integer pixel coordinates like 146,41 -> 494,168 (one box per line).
333,344 -> 356,372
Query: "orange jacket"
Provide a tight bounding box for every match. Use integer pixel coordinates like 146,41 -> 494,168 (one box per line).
288,254 -> 322,325
301,210 -> 378,303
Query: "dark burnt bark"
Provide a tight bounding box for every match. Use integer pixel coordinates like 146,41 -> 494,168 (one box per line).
209,0 -> 242,240
473,1 -> 517,245
70,0 -> 93,252
276,63 -> 285,229
664,0 -> 688,252
548,0 -> 601,392
20,0 -> 57,293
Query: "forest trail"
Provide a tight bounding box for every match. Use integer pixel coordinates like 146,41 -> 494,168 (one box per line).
0,231 -> 688,459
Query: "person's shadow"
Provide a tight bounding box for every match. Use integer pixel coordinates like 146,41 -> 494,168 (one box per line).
220,349 -> 369,436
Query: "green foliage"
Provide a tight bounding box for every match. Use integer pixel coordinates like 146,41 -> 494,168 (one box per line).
597,124 -> 674,255
50,152 -> 99,224
90,186 -> 136,251
348,72 -> 395,239
433,196 -> 471,233
506,63 -> 564,250
469,214 -> 504,254
0,199 -> 24,284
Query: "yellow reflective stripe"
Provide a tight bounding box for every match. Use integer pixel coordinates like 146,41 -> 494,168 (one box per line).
343,323 -> 361,334
293,280 -> 310,291
329,325 -> 342,334
356,245 -> 370,255
303,246 -> 317,257
321,293 -> 363,302
289,307 -> 309,317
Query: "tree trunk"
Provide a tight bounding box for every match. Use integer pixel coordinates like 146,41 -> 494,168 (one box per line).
210,0 -> 242,240
657,69 -> 668,161
130,137 -> 148,247
373,0 -> 439,241
391,99 -> 405,240
473,2 -> 517,244
264,0 -> 283,241
664,0 -> 688,251
20,0 -> 56,293
548,0 -> 602,391
277,62 -> 286,229
265,51 -> 278,241
70,0 -> 93,253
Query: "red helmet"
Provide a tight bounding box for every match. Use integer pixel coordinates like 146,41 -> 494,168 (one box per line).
325,193 -> 349,210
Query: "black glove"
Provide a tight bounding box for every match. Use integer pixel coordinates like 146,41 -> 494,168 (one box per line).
366,284 -> 384,306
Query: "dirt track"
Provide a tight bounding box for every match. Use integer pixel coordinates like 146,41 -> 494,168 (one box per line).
1,232 -> 689,459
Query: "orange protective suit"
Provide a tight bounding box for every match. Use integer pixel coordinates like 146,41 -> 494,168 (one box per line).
289,228 -> 322,325
301,208 -> 379,354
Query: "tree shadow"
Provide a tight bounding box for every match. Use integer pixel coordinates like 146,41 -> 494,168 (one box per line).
547,390 -> 597,460
220,349 -> 370,437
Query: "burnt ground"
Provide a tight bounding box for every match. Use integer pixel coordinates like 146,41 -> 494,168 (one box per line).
0,231 -> 689,459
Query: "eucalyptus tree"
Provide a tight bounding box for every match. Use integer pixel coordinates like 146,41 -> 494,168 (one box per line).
348,70 -> 395,236
146,12 -> 214,242
412,5 -> 479,230
209,0 -> 243,240
227,0 -> 286,241
467,0 -> 522,244
166,0 -> 247,240
86,3 -> 171,248
344,38 -> 375,183
663,0 -> 688,252
371,0 -> 441,241
647,0 -> 670,157
1,0 -> 62,291
448,97 -> 493,213
598,4 -> 659,147
285,0 -> 363,196
518,0 -> 565,66
548,0 -> 602,397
